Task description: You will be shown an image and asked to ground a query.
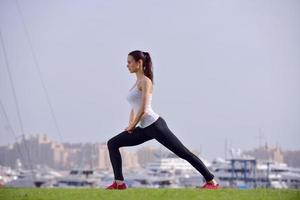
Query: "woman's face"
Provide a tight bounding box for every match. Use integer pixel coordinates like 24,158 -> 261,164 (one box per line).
127,55 -> 141,73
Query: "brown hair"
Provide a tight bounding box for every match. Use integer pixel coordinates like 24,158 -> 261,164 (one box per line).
128,50 -> 154,84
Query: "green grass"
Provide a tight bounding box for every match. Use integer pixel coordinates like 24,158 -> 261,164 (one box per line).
0,187 -> 299,200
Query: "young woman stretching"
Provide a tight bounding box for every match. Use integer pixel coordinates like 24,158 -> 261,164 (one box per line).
105,50 -> 220,190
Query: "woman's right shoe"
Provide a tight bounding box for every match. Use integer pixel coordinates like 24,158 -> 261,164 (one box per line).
105,181 -> 127,190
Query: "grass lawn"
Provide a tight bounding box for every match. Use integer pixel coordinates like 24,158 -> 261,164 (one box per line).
0,187 -> 299,200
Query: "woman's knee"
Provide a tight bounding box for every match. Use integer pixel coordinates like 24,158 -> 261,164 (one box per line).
107,137 -> 117,150
107,131 -> 129,150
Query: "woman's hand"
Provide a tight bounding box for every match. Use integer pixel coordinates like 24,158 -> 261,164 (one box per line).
124,123 -> 136,134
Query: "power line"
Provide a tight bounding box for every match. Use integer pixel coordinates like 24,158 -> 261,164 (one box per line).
14,0 -> 64,144
0,30 -> 36,184
0,99 -> 27,169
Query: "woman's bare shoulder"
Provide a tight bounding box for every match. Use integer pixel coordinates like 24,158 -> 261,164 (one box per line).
137,76 -> 153,92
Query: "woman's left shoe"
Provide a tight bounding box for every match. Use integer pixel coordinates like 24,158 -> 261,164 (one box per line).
199,182 -> 221,189
105,181 -> 127,190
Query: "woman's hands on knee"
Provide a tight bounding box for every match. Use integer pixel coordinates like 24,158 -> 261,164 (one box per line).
124,124 -> 136,134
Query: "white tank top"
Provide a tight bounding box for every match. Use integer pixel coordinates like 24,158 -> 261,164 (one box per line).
126,81 -> 160,128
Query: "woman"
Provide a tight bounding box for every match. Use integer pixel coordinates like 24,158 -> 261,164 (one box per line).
105,50 -> 220,190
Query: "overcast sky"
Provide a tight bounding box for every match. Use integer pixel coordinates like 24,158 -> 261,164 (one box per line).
0,0 -> 299,161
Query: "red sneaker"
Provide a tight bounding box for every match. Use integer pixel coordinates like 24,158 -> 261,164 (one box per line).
105,181 -> 127,190
199,182 -> 221,189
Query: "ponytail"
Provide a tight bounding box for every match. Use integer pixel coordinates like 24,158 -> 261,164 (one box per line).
142,51 -> 154,84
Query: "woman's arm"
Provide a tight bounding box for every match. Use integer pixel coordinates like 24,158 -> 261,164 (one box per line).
128,108 -> 135,125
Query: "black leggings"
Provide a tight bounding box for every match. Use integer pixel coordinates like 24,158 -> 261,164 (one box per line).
107,116 -> 215,182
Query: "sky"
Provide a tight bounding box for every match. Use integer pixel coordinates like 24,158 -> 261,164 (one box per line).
0,0 -> 299,161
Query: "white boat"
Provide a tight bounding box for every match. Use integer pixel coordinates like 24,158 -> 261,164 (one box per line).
53,169 -> 101,188
210,157 -> 300,189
